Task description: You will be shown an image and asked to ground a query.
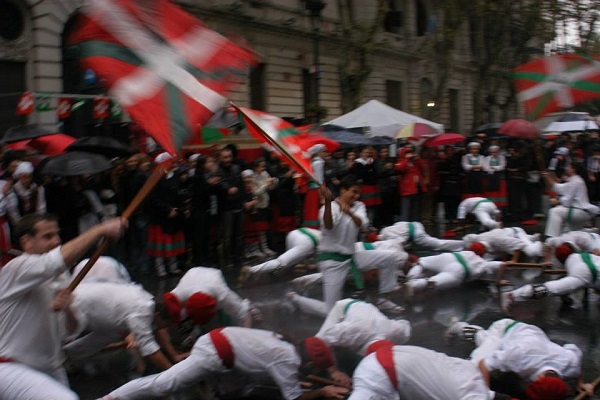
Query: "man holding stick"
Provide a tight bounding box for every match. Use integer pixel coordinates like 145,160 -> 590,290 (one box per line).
0,213 -> 126,400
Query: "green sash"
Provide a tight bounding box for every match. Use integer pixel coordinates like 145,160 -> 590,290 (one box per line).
472,199 -> 492,212
343,299 -> 363,316
298,228 -> 319,247
504,320 -> 520,334
408,222 -> 415,242
362,242 -> 375,250
581,252 -> 598,283
451,252 -> 471,281
317,252 -> 364,290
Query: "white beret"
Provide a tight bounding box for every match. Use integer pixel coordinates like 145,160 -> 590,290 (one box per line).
13,161 -> 34,178
154,152 -> 173,164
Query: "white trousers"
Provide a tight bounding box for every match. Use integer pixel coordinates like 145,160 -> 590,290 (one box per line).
469,318 -> 514,365
545,206 -> 591,237
292,249 -> 400,316
414,231 -> 464,252
406,263 -> 465,292
0,362 -> 78,400
473,204 -> 500,230
248,231 -> 314,276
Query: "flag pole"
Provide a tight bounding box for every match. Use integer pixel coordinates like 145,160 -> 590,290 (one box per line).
230,102 -> 322,184
68,160 -> 173,291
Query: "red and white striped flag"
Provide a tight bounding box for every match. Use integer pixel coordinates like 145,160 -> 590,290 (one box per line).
16,92 -> 34,116
57,97 -> 73,119
69,0 -> 256,154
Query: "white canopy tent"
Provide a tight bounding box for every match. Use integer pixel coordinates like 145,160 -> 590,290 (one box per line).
325,99 -> 444,137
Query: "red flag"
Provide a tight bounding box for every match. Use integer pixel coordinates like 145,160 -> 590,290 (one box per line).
57,97 -> 73,119
513,55 -> 600,120
16,92 -> 34,116
68,0 -> 256,154
93,96 -> 110,119
233,104 -> 322,184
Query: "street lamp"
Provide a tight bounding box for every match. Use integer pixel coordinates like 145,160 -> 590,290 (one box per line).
305,0 -> 325,122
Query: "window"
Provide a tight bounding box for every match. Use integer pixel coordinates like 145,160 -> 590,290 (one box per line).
249,63 -> 266,111
0,61 -> 26,133
415,0 -> 428,37
384,0 -> 403,34
449,89 -> 460,131
303,68 -> 317,113
0,1 -> 24,41
386,80 -> 403,110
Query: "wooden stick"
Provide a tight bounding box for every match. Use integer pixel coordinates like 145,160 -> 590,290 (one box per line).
68,162 -> 171,291
505,263 -> 548,268
574,375 -> 600,400
543,269 -> 567,274
305,374 -> 352,389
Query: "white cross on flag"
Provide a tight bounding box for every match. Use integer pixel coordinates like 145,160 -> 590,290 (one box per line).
16,92 -> 34,116
93,97 -> 110,119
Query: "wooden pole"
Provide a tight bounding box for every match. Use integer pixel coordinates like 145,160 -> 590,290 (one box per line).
68,161 -> 171,291
573,375 -> 600,400
304,374 -> 352,390
504,263 -> 548,268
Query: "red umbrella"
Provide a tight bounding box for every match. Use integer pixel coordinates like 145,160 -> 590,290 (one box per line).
299,133 -> 340,152
497,119 -> 541,139
29,134 -> 76,155
6,140 -> 34,151
423,133 -> 466,147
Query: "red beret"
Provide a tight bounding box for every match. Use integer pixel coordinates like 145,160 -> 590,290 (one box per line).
304,336 -> 335,370
469,242 -> 486,257
524,376 -> 568,400
555,244 -> 574,264
365,340 -> 394,355
366,232 -> 379,243
185,292 -> 217,325
163,292 -> 182,323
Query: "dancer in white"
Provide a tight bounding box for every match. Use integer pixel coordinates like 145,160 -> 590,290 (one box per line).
72,256 -> 132,284
501,250 -> 600,313
303,298 -> 411,387
543,165 -> 599,237
543,230 -> 600,263
348,345 -> 498,400
0,214 -> 126,400
457,196 -> 502,230
163,266 -> 254,327
404,244 -> 505,296
379,221 -> 465,251
101,327 -> 348,400
289,176 -> 402,317
446,318 -> 592,399
65,281 -> 179,371
463,227 -> 543,261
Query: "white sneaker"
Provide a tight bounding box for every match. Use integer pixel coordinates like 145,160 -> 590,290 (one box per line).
375,298 -> 404,314
156,264 -> 167,279
500,291 -> 514,314
444,317 -> 463,341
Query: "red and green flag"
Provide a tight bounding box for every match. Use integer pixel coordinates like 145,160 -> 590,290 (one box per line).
186,126 -> 230,146
233,104 -> 322,184
513,54 -> 600,120
68,0 -> 257,154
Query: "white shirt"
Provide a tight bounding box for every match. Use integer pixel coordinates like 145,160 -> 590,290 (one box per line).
546,231 -> 600,253
316,299 -> 411,356
553,175 -> 599,214
171,267 -> 250,324
484,322 -> 582,381
0,247 -> 69,374
378,221 -> 423,243
72,256 -> 132,284
71,282 -> 159,357
464,229 -> 526,254
483,155 -> 506,173
418,251 -> 502,281
318,201 -> 368,255
457,197 -> 499,219
349,346 -> 493,400
354,238 -> 405,253
195,327 -> 303,400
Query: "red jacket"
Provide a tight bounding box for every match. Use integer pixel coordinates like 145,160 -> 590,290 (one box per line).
395,148 -> 426,196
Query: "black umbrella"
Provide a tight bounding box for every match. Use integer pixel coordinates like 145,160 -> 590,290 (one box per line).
39,151 -> 112,176
475,122 -> 503,134
66,136 -> 135,158
1,125 -> 60,144
324,131 -> 393,146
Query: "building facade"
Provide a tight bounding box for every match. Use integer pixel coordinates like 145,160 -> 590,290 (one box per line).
0,0 -> 519,138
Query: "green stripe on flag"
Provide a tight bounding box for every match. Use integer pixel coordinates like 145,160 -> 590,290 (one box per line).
528,92 -> 554,121
201,127 -> 227,144
278,127 -> 300,139
79,40 -> 142,66
570,80 -> 600,93
513,71 -> 548,83
165,82 -> 188,151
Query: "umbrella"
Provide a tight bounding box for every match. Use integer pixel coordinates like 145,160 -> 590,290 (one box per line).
475,122 -> 502,134
497,119 -> 541,139
324,131 -> 392,146
1,125 -> 62,144
543,120 -> 600,133
423,133 -> 466,147
39,151 -> 112,176
66,136 -> 135,158
395,123 -> 438,139
299,133 -> 340,152
29,134 -> 76,155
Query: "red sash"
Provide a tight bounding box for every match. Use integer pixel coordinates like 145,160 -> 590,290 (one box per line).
375,346 -> 398,391
0,357 -> 12,363
209,328 -> 234,368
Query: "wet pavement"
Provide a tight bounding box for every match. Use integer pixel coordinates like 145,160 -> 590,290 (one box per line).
69,221 -> 600,400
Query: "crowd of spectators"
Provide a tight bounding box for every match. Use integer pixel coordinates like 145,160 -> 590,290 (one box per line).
1,129 -> 599,277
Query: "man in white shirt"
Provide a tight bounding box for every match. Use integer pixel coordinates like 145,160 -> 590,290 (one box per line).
288,176 -> 402,317
101,327 -> 349,400
446,318 -> 592,399
303,298 -> 411,387
348,345 -> 499,400
72,256 -> 132,284
0,213 -> 126,400
457,196 -> 502,230
463,227 -> 543,262
379,220 -> 465,251
543,230 -> 600,263
543,165 -> 599,237
404,244 -> 506,297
